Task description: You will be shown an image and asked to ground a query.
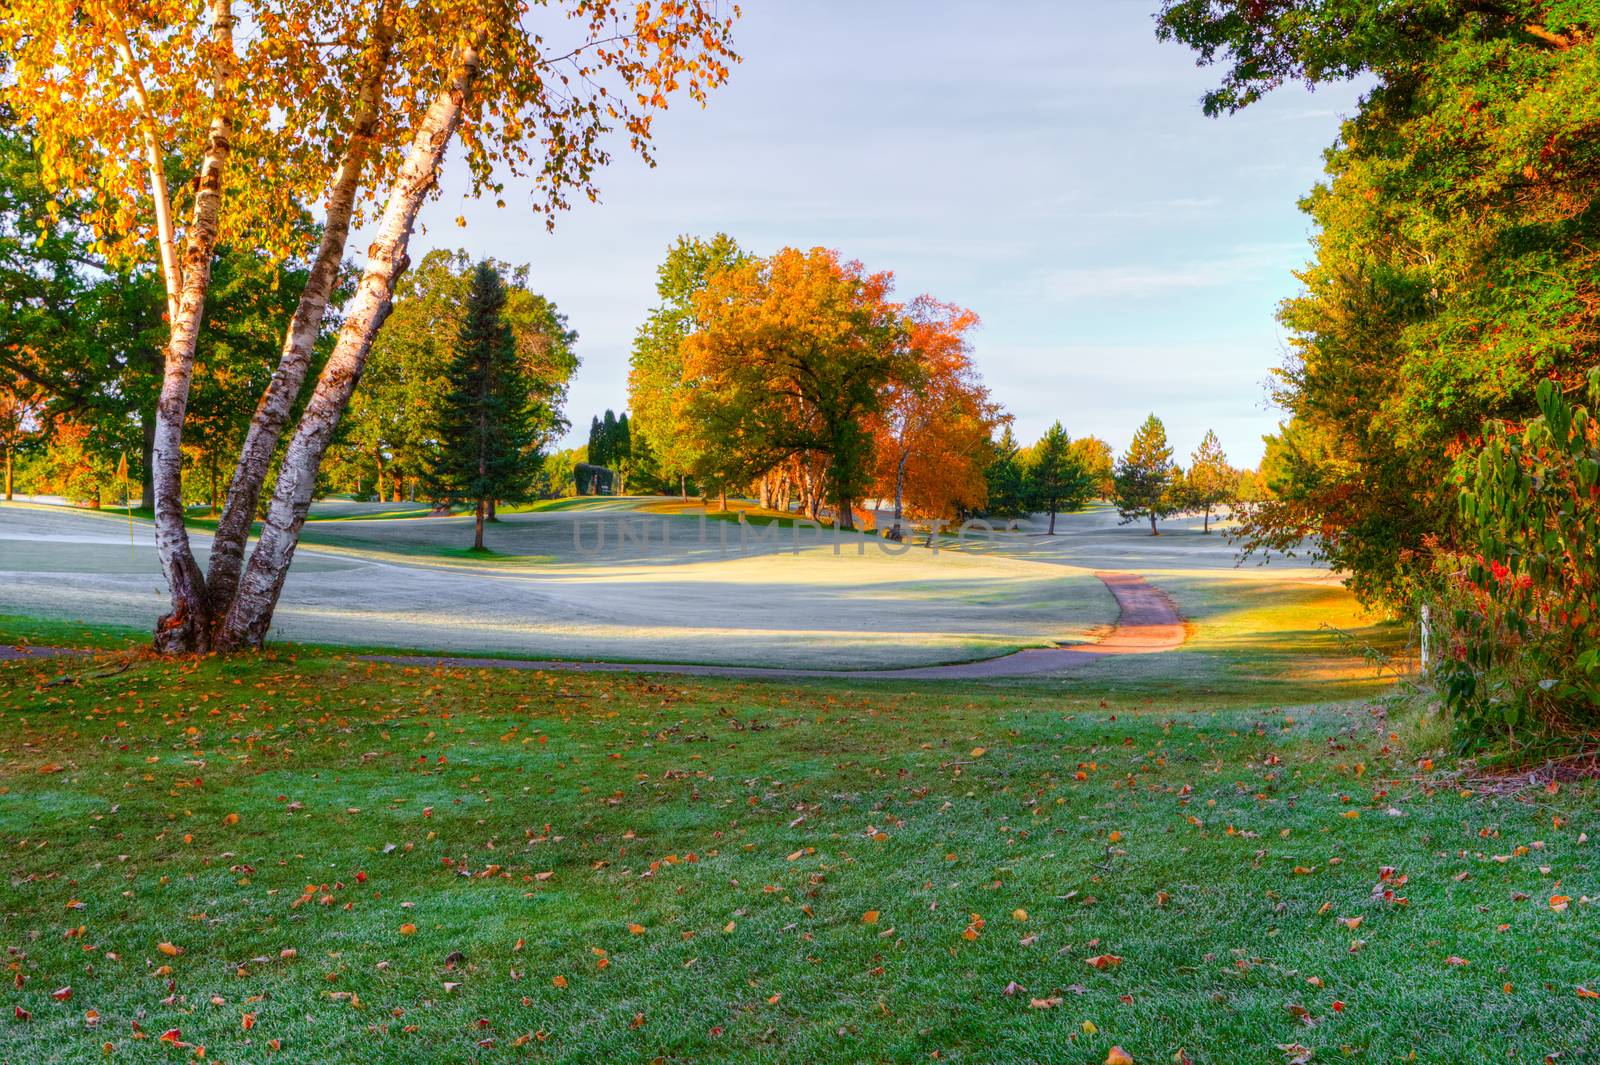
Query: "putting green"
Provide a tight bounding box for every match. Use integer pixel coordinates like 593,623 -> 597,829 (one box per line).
0,501 -> 1128,669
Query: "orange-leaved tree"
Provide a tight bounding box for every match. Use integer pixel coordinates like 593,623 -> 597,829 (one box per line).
0,0 -> 738,651
681,247 -> 906,531
871,297 -> 1004,540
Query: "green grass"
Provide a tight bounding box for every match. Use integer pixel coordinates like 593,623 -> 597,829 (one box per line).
3,648 -> 1597,1063
0,612 -> 147,651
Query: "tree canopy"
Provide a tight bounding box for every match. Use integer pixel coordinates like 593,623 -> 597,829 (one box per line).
1159,0 -> 1600,604
1114,414 -> 1180,535
0,0 -> 738,650
1024,422 -> 1094,535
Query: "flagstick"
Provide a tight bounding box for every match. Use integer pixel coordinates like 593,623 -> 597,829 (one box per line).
120,453 -> 134,561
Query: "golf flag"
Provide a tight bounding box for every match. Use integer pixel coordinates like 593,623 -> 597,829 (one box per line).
116,453 -> 133,559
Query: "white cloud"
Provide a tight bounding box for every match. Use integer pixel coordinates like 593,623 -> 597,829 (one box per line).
1028,242 -> 1306,302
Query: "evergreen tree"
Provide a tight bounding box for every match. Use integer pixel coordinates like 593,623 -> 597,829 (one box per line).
981,425 -> 1029,518
601,409 -> 619,468
1024,421 -> 1094,534
1114,414 -> 1179,535
428,263 -> 536,550
1184,428 -> 1233,533
612,411 -> 634,492
587,415 -> 606,468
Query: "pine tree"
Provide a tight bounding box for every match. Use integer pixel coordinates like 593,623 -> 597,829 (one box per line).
1025,421 -> 1095,534
587,415 -> 606,468
1185,428 -> 1234,533
600,409 -> 619,471
982,425 -> 1029,518
613,412 -> 633,493
1114,414 -> 1179,535
428,263 -> 536,550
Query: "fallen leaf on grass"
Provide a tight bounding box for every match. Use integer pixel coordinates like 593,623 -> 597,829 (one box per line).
1105,1047 -> 1134,1065
1086,954 -> 1123,970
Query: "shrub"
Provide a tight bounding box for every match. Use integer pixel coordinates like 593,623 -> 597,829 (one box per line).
1434,371 -> 1600,752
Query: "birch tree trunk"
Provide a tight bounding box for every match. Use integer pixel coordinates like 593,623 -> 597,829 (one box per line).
205,13 -> 394,612
888,445 -> 910,541
151,0 -> 236,654
216,41 -> 483,649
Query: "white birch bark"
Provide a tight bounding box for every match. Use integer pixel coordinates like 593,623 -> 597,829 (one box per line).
217,41 -> 483,649
205,13 -> 395,612
151,0 -> 236,653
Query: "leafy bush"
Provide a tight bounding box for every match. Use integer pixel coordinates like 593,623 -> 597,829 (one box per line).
1434,370 -> 1600,751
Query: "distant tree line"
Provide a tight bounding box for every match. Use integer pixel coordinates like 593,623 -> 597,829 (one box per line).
980,415 -> 1244,535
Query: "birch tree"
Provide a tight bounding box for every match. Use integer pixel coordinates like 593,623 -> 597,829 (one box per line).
0,0 -> 738,651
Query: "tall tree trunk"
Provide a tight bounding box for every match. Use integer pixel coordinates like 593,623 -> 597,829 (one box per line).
1149,512 -> 1158,536
718,490 -> 727,513
1048,508 -> 1057,535
139,411 -> 156,510
151,0 -> 236,654
4,443 -> 11,501
487,498 -> 496,521
1203,506 -> 1211,533
679,473 -> 686,501
837,494 -> 855,531
474,499 -> 486,549
216,40 -> 483,650
206,12 -> 394,613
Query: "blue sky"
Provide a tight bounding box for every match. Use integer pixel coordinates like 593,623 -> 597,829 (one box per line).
425,2 -> 1364,465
